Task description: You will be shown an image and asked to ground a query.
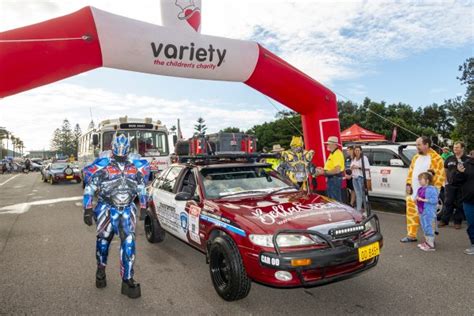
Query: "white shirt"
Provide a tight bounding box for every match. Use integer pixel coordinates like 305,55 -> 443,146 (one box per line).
411,154 -> 431,200
350,156 -> 371,178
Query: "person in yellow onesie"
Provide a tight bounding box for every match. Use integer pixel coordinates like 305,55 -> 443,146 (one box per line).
401,136 -> 445,243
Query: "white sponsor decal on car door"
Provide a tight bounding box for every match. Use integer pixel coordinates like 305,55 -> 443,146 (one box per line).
188,204 -> 201,244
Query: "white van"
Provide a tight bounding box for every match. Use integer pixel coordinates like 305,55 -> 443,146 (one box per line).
344,143 -> 417,201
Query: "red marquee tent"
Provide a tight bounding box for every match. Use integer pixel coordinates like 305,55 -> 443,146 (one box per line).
340,124 -> 386,142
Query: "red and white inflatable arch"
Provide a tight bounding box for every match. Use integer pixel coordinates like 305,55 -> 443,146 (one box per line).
0,2 -> 340,189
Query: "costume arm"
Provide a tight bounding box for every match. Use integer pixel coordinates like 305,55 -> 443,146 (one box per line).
425,187 -> 439,205
83,175 -> 98,210
432,155 -> 446,190
406,156 -> 416,186
134,159 -> 150,209
82,158 -> 108,210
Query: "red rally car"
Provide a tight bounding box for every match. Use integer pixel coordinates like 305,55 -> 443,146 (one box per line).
144,154 -> 382,301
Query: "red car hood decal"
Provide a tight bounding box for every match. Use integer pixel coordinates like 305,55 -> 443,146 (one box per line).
213,192 -> 362,233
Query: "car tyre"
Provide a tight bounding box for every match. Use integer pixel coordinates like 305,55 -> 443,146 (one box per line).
144,210 -> 165,243
209,235 -> 251,301
76,178 -> 82,184
48,176 -> 55,185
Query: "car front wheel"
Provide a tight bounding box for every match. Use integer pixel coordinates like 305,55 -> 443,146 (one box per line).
209,235 -> 251,301
144,210 -> 165,243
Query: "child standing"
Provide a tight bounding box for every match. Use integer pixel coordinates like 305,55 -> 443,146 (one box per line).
416,171 -> 439,251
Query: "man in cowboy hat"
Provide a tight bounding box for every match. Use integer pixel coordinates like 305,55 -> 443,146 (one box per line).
263,144 -> 285,171
316,136 -> 345,202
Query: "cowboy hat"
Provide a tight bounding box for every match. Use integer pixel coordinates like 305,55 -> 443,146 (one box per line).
324,136 -> 340,145
271,144 -> 285,152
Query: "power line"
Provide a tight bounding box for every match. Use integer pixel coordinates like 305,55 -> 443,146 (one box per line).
263,96 -> 303,136
330,89 -> 444,149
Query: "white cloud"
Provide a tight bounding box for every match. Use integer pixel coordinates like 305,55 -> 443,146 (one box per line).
0,83 -> 269,151
0,0 -> 472,84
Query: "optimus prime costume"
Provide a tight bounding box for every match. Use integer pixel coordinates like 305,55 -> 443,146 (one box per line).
278,136 -> 318,192
83,134 -> 150,299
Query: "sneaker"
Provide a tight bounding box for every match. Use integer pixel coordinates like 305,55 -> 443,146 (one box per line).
438,222 -> 448,227
464,246 -> 474,255
400,237 -> 418,243
454,224 -> 462,230
419,242 -> 436,252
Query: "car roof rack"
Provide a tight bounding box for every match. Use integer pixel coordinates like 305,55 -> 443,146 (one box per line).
178,152 -> 279,165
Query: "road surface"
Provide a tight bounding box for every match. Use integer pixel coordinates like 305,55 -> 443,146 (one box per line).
0,173 -> 472,315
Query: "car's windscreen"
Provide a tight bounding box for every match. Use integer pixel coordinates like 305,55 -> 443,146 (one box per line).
401,148 -> 417,161
51,163 -> 68,170
102,130 -> 168,156
200,166 -> 295,199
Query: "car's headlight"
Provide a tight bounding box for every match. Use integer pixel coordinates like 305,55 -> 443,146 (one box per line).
249,234 -> 274,247
249,234 -> 316,247
364,220 -> 374,233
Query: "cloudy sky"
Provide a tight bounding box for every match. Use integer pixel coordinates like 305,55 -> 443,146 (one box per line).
0,0 -> 472,151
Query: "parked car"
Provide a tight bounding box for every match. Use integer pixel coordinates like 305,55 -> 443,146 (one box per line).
145,154 -> 382,301
41,162 -> 81,184
29,161 -> 42,172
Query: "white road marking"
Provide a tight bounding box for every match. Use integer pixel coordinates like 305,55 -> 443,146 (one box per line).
0,196 -> 82,214
0,175 -> 20,186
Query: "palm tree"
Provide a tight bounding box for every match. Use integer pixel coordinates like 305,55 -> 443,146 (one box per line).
11,135 -> 17,157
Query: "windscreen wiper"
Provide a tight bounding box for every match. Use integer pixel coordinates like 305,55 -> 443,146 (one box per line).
263,186 -> 298,197
219,190 -> 267,198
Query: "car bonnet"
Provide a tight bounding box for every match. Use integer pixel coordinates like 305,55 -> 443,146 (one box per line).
213,192 -> 363,234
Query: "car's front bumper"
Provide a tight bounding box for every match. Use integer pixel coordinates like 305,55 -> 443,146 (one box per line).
258,232 -> 382,287
246,214 -> 383,287
54,174 -> 81,182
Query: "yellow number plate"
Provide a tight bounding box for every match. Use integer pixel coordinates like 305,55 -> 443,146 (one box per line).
358,242 -> 380,262
66,175 -> 73,179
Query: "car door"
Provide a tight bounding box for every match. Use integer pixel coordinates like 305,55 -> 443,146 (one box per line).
370,149 -> 406,199
152,166 -> 187,240
174,168 -> 205,248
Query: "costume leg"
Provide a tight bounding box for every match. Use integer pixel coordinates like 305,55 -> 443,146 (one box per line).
406,196 -> 419,238
95,203 -> 113,267
118,206 -> 137,280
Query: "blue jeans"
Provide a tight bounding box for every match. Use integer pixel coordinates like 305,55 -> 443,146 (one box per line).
464,202 -> 474,245
327,176 -> 342,202
353,176 -> 365,212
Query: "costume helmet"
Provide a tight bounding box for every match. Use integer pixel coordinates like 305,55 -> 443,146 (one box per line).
112,133 -> 130,157
290,136 -> 304,149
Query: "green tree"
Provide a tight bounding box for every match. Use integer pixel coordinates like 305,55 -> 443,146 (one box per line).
449,57 -> 474,148
194,117 -> 207,136
50,119 -> 79,157
220,127 -> 242,133
72,124 -> 82,158
247,112 -> 302,150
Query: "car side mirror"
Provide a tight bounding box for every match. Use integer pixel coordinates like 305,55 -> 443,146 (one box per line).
175,191 -> 192,201
390,158 -> 404,167
92,133 -> 99,147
